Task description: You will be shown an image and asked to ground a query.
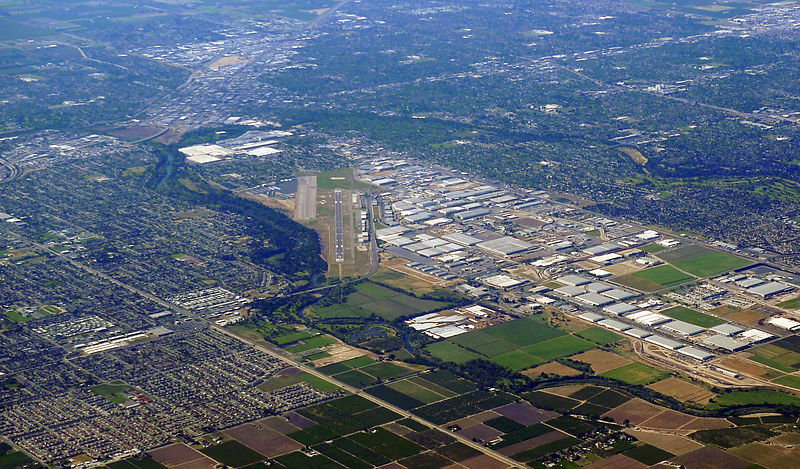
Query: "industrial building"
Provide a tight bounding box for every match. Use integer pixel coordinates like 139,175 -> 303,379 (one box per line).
575,292 -> 614,307
477,236 -> 534,256
603,303 -> 638,315
558,274 -> 591,286
598,318 -> 630,332
645,335 -> 684,350
748,282 -> 794,299
702,335 -> 749,352
677,346 -> 714,361
709,323 -> 745,337
661,320 -> 705,337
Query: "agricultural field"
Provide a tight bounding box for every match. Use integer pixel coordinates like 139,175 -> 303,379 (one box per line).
427,316 -> 595,372
647,377 -> 716,404
660,306 -> 725,327
600,362 -> 668,386
778,297 -> 800,310
712,390 -> 800,406
366,374 -> 459,410
199,440 -> 264,467
576,326 -> 624,345
571,349 -> 633,374
615,264 -> 694,292
310,281 -> 453,321
658,245 -> 753,277
748,343 -> 800,373
317,356 -> 416,388
258,367 -> 340,393
490,335 -> 595,372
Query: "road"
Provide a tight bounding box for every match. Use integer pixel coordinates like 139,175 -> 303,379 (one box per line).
213,324 -> 522,468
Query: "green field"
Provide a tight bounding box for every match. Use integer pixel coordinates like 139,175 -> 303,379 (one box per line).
312,282 -> 452,321
200,440 -> 264,467
447,317 -> 565,358
713,390 -> 800,406
600,362 -> 668,386
490,335 -> 594,372
640,243 -> 666,253
315,168 -> 374,191
778,297 -> 800,310
286,335 -> 337,353
772,375 -> 800,390
387,379 -> 447,404
272,330 -> 315,345
326,359 -> 414,388
576,326 -> 624,345
658,245 -> 752,277
622,444 -> 674,465
425,341 -> 482,364
615,265 -> 694,292
3,310 -> 32,323
91,380 -> 133,404
749,344 -> 800,373
661,306 -> 724,327
259,370 -> 340,393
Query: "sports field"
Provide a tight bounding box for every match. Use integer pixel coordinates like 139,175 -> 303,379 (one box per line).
615,265 -> 693,292
658,245 -> 752,277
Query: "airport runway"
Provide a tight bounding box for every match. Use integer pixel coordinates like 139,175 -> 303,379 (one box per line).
334,189 -> 344,263
294,175 -> 317,221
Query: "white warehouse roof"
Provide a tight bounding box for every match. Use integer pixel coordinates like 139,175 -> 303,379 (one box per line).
645,335 -> 685,350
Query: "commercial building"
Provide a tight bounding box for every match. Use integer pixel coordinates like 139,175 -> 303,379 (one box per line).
557,274 -> 591,286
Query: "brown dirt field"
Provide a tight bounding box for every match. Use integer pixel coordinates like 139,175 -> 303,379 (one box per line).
647,377 -> 716,404
495,401 -> 558,426
105,125 -> 165,139
718,355 -> 771,377
210,55 -> 247,67
603,398 -> 664,426
624,429 -> 703,455
149,444 -> 208,467
457,424 -> 503,442
771,432 -> 800,445
226,423 -> 302,457
255,416 -> 299,435
726,309 -> 769,324
584,453 -> 645,469
639,410 -> 696,429
244,193 -> 294,213
450,410 -> 500,430
542,384 -> 588,397
571,349 -> 633,374
312,344 -> 366,366
391,264 -> 445,284
678,417 -> 733,430
523,361 -> 581,377
171,459 -> 217,469
386,422 -> 416,436
730,442 -> 800,468
602,261 -> 644,276
619,147 -> 648,165
670,446 -> 750,469
459,454 -> 511,469
284,411 -> 316,428
497,431 -> 566,456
